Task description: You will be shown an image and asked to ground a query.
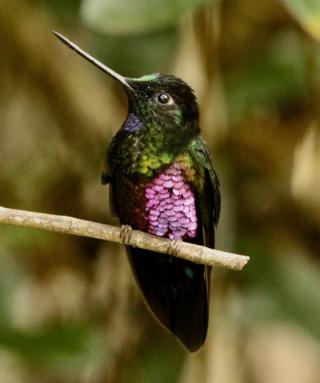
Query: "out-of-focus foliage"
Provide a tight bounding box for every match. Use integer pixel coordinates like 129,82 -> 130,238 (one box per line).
281,0 -> 320,40
292,126 -> 320,222
92,30 -> 177,77
81,0 -> 215,34
225,32 -> 309,121
0,251 -> 106,380
0,0 -> 320,382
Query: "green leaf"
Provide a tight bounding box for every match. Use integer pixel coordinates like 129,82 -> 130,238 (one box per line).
281,0 -> 320,40
80,0 -> 214,34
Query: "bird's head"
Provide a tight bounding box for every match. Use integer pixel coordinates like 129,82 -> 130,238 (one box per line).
53,32 -> 200,136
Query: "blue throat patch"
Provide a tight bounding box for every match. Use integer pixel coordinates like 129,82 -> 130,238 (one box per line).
123,113 -> 143,133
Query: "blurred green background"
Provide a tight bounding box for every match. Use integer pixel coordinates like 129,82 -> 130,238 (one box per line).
1,0 -> 320,382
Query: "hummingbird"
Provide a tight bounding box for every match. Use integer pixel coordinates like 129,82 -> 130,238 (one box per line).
53,31 -> 221,352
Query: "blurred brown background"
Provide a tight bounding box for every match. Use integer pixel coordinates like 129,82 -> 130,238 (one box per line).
0,0 -> 320,382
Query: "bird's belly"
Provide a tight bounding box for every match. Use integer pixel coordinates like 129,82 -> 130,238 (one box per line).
116,162 -> 198,240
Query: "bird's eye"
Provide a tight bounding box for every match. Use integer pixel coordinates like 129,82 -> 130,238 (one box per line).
156,93 -> 172,105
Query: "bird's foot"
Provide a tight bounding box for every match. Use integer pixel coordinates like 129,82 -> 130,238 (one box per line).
167,239 -> 182,257
120,225 -> 133,246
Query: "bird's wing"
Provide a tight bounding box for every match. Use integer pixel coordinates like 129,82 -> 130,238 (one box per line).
188,136 -> 221,248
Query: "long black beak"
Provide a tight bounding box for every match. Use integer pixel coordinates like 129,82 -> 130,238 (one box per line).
53,31 -> 133,91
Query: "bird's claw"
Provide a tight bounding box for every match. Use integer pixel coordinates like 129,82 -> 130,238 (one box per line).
120,225 -> 133,246
167,239 -> 181,257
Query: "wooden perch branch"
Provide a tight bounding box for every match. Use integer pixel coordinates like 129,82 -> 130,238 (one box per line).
0,206 -> 249,270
